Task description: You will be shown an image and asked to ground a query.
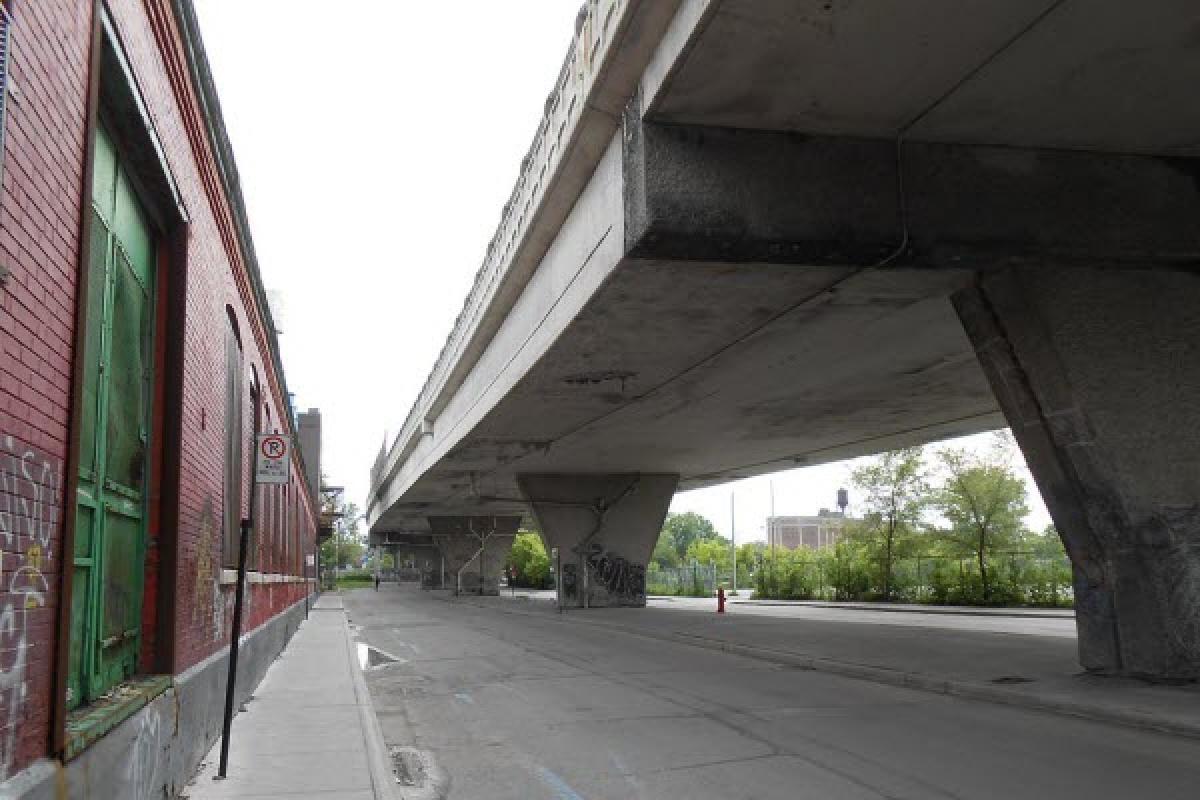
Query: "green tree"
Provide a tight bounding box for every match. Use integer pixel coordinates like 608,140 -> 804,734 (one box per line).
736,542 -> 762,588
652,533 -> 681,569
1025,524 -> 1067,559
660,511 -> 721,561
937,434 -> 1030,604
506,532 -> 550,588
685,537 -> 731,571
320,501 -> 363,570
851,447 -> 928,600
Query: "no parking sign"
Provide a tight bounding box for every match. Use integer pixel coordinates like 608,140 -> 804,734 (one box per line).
255,434 -> 291,484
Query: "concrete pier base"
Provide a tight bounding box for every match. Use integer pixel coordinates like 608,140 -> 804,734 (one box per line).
955,268 -> 1200,681
428,516 -> 521,596
518,474 -> 678,608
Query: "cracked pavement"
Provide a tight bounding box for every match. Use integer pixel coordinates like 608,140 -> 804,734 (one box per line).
345,586 -> 1200,800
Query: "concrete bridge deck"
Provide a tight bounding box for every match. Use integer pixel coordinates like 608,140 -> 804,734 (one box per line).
368,0 -> 1200,680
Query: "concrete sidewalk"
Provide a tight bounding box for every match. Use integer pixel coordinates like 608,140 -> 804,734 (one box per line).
459,592 -> 1200,740
185,594 -> 396,799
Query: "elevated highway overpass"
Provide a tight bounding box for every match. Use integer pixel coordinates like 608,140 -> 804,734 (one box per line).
368,0 -> 1200,681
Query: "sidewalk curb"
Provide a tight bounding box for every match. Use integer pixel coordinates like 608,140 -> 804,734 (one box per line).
341,608 -> 401,800
728,600 -> 1074,620
450,596 -> 1200,742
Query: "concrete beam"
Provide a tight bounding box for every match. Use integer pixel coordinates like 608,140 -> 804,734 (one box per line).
428,516 -> 521,596
954,267 -> 1200,681
519,473 -> 678,608
624,118 -> 1200,270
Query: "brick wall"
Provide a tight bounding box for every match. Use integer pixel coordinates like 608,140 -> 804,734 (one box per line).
103,0 -> 319,670
0,0 -> 319,781
0,0 -> 91,781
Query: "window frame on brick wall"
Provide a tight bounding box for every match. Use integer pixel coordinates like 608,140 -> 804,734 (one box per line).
222,309 -> 244,570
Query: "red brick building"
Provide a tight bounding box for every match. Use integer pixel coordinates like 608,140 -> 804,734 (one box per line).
0,1 -> 320,794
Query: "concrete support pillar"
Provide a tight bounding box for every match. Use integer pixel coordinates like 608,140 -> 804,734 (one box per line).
954,268 -> 1200,681
428,516 -> 521,596
518,474 -> 678,608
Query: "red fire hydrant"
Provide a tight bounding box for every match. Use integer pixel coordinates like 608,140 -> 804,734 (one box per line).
717,586 -> 726,614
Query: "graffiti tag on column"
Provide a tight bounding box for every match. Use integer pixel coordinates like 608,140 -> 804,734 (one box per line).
0,436 -> 61,780
584,543 -> 645,603
561,564 -> 578,600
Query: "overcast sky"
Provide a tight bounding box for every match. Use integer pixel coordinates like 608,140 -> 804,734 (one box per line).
193,1 -> 1052,541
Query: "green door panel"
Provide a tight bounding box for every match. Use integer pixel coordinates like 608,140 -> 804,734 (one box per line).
104,246 -> 151,494
91,126 -> 117,216
113,169 -> 153,285
77,210 -> 109,483
69,125 -> 155,709
97,508 -> 142,685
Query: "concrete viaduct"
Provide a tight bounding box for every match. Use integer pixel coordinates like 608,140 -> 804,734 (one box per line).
368,0 -> 1200,682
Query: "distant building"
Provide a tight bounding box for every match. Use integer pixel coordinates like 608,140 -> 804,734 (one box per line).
767,510 -> 852,551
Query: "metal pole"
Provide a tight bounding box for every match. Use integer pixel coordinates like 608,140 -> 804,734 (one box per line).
218,408 -> 262,780
555,547 -> 562,613
217,511 -> 254,778
730,492 -> 737,594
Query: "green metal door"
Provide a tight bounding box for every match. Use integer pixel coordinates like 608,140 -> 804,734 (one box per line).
69,126 -> 156,709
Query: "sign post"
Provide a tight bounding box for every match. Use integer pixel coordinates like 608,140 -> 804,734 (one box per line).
255,434 -> 291,485
305,553 -> 315,619
216,433 -> 291,780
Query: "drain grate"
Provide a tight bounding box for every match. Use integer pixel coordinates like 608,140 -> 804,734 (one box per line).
389,746 -> 448,798
391,747 -> 421,787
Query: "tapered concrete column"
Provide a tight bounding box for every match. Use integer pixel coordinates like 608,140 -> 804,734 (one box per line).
518,474 -> 678,608
428,516 -> 521,596
954,268 -> 1200,681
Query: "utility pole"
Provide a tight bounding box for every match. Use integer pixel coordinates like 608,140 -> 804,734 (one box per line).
730,491 -> 737,594
769,480 -> 776,594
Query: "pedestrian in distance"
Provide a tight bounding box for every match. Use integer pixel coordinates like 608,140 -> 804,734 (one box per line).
374,574 -> 380,591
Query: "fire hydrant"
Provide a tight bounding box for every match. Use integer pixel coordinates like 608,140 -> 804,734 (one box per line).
717,586 -> 726,614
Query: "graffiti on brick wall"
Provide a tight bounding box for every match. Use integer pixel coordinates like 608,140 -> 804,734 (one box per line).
192,498 -> 224,641
584,543 -> 645,604
0,436 -> 61,779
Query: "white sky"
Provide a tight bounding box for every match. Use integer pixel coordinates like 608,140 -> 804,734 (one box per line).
193,2 -> 1052,541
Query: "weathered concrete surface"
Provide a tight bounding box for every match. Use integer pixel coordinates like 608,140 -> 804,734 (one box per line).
430,516 -> 520,596
186,594 -> 399,800
347,586 -> 1200,799
955,268 -> 1200,681
624,118 -> 1200,269
498,591 -> 1200,738
520,474 -> 677,607
368,0 -> 1200,678
646,0 -> 1200,155
3,597 -> 311,800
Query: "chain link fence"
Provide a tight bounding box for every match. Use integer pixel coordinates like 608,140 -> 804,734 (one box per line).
753,551 -> 1074,607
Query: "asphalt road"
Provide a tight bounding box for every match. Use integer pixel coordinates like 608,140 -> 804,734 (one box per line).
345,587 -> 1200,800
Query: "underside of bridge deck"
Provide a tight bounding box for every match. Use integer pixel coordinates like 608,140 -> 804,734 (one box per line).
371,0 -> 1200,679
